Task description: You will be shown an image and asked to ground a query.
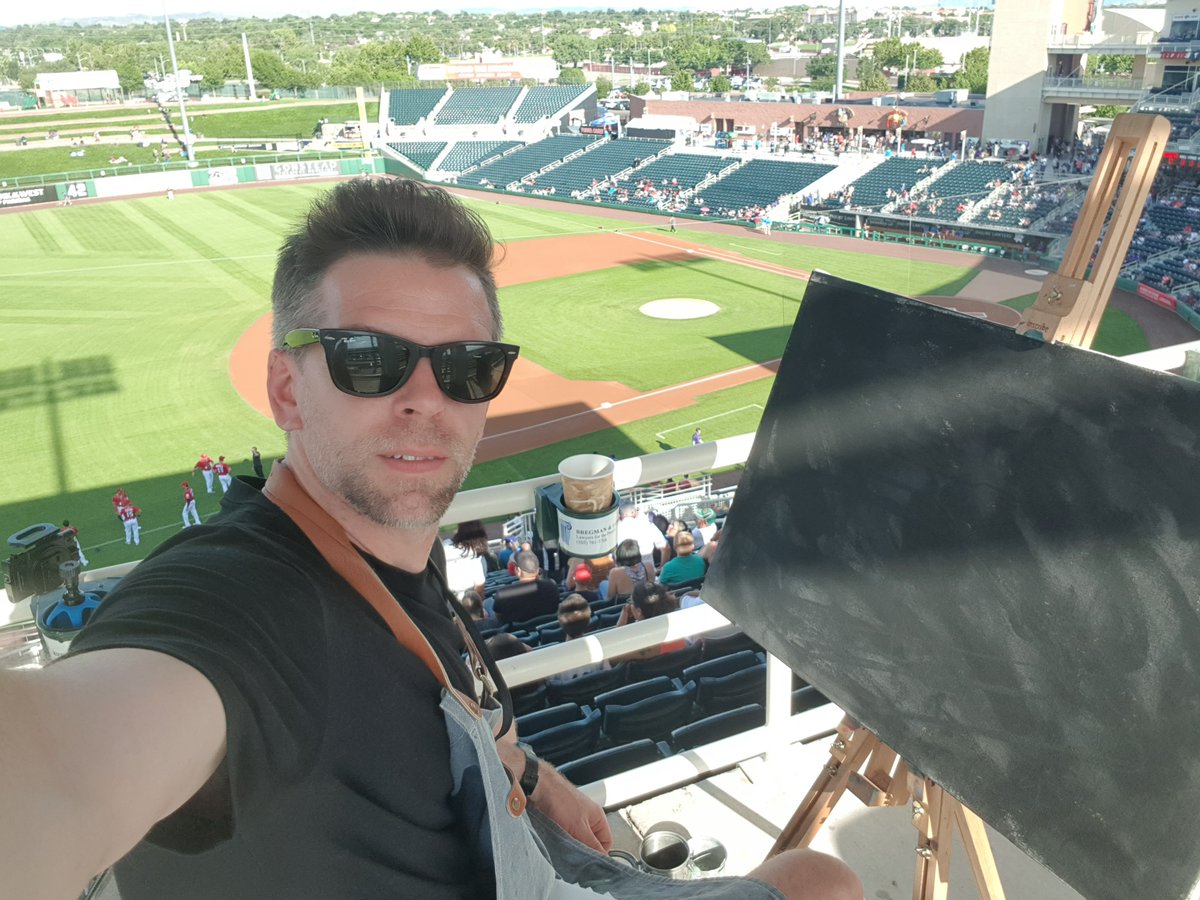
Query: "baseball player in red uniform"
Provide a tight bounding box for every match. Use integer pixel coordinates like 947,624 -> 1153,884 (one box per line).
119,504 -> 141,545
181,482 -> 201,527
193,453 -> 215,493
112,489 -> 128,518
214,456 -> 233,494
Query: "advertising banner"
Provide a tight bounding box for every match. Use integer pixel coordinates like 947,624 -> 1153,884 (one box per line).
0,185 -> 55,208
1138,283 -> 1178,310
263,159 -> 341,181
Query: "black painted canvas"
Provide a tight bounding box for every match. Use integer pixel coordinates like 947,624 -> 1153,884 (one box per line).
704,271 -> 1200,900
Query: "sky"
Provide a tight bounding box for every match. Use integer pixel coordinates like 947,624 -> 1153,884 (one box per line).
1,0 -> 993,29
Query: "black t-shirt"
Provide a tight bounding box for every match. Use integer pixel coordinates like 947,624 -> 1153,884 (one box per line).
68,478 -> 492,900
491,578 -> 563,625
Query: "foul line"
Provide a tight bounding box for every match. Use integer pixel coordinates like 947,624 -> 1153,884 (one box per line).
730,242 -> 782,256
480,360 -> 778,444
654,404 -> 764,440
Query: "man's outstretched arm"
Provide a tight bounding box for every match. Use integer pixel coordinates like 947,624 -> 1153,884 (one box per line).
0,648 -> 226,900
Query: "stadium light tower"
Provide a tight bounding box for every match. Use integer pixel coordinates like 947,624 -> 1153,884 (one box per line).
162,0 -> 196,167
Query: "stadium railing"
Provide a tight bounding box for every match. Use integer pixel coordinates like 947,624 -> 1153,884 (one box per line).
5,433 -> 843,803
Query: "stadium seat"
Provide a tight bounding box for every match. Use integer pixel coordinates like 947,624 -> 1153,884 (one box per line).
545,662 -> 628,707
601,681 -> 697,745
511,681 -> 548,717
670,703 -> 766,752
592,675 -> 678,714
681,649 -> 762,684
558,738 -> 668,786
690,663 -> 767,716
625,641 -> 703,682
522,706 -> 603,765
517,701 -> 592,736
700,630 -> 763,660
792,685 -> 832,714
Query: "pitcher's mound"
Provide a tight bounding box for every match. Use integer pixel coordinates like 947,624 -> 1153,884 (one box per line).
640,299 -> 720,319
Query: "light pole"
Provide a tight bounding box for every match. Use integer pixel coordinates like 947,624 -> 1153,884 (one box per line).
162,0 -> 195,166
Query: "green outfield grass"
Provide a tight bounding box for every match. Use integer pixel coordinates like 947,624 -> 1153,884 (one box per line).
0,183 -> 1149,569
0,99 -> 375,132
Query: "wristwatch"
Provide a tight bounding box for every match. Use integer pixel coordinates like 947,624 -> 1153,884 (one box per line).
516,741 -> 540,798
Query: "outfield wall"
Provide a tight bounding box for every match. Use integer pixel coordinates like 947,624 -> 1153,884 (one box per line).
6,156 -> 385,205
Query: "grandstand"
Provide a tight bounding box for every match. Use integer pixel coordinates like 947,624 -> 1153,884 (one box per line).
387,87 -> 448,126
469,134 -> 600,189
437,140 -> 522,174
840,157 -> 947,212
917,161 -> 1013,221
526,138 -> 672,196
693,159 -> 835,216
433,86 -> 522,125
513,85 -> 592,124
598,152 -> 735,210
385,141 -> 447,171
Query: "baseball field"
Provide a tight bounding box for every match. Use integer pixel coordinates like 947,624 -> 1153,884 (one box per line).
0,179 -> 1151,568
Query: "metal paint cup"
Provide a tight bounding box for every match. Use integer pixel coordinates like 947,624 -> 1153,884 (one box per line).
639,830 -> 692,880
687,836 -> 728,878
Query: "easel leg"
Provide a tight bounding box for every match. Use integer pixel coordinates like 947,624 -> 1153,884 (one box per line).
954,802 -> 1007,900
769,716 -> 877,856
912,779 -> 954,900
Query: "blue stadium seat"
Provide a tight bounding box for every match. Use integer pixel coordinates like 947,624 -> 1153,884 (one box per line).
669,703 -> 765,752
601,681 -> 697,745
700,630 -> 763,660
593,675 -> 678,714
690,663 -> 767,716
545,662 -> 628,707
517,701 -> 592,736
792,685 -> 831,713
625,641 -> 703,682
511,680 -> 548,717
558,739 -> 668,785
523,706 -> 603,765
681,649 -> 762,684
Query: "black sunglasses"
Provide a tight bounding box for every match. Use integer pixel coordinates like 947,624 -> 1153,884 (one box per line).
282,328 -> 520,404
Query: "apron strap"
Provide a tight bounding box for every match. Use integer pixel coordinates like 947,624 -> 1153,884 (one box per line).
262,461 -> 468,709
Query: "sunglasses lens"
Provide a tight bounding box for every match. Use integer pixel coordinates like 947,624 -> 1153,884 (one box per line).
333,333 -> 410,395
437,343 -> 513,402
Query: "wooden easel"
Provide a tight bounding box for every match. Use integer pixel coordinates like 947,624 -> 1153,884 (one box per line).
769,113 -> 1172,900
769,717 -> 1005,900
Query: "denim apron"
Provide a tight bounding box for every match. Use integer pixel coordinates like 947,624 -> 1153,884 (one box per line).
263,465 -> 783,900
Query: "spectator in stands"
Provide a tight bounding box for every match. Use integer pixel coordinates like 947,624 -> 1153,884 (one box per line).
497,535 -> 518,571
615,501 -> 667,569
660,532 -> 707,586
691,508 -> 718,550
442,519 -> 491,598
548,594 -> 610,685
614,582 -> 688,660
492,550 -> 562,625
461,589 -> 500,632
604,539 -> 656,602
565,559 -> 607,602
486,632 -> 533,661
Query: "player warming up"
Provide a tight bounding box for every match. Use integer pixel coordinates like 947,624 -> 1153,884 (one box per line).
181,482 -> 201,528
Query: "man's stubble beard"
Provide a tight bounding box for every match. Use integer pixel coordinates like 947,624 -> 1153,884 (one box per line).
307,428 -> 477,530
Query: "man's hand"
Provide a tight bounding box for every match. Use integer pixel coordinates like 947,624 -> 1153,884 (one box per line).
495,736 -> 612,852
528,764 -> 613,853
